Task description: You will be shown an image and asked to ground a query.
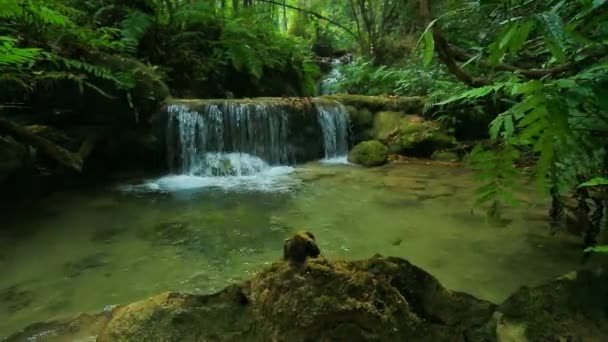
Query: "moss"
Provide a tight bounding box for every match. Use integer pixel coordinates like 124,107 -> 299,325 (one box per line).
496,269 -> 608,341
373,111 -> 403,140
345,105 -> 373,128
348,140 -> 388,167
321,94 -> 425,113
283,231 -> 320,265
392,116 -> 455,157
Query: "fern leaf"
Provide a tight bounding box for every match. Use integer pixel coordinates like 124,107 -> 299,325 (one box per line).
422,31 -> 435,67
537,12 -> 566,63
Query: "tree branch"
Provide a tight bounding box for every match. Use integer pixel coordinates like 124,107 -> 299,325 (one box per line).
0,118 -> 84,172
449,45 -> 608,79
256,0 -> 359,39
419,0 -> 488,87
418,0 -> 608,86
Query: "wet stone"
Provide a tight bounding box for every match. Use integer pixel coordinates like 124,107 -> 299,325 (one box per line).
0,285 -> 34,313
63,252 -> 111,278
140,221 -> 194,246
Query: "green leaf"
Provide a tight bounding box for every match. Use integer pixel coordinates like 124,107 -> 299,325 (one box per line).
578,177 -> 608,188
507,20 -> 535,56
584,245 -> 608,253
538,12 -> 566,63
422,31 -> 435,67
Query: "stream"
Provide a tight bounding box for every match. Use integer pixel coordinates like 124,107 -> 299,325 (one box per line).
0,160 -> 583,338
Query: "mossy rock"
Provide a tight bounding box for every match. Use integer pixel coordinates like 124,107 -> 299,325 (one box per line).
488,269 -> 608,341
348,140 -> 389,167
345,105 -> 373,128
392,116 -> 455,157
345,105 -> 374,143
321,94 -> 425,113
89,235 -> 495,342
373,111 -> 403,140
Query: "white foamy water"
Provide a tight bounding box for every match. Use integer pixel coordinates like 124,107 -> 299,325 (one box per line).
319,156 -> 350,165
120,165 -> 297,193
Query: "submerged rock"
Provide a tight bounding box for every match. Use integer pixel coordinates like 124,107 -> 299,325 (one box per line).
0,285 -> 34,313
348,140 -> 389,167
63,252 -> 111,278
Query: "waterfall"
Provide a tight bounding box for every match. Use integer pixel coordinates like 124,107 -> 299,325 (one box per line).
316,102 -> 350,160
165,99 -> 351,177
166,102 -> 290,176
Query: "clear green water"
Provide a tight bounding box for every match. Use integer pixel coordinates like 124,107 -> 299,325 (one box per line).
0,162 -> 583,338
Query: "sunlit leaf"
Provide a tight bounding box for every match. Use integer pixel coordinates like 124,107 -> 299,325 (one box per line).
578,177 -> 608,188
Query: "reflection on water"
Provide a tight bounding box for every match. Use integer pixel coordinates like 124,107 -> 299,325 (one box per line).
0,161 -> 583,338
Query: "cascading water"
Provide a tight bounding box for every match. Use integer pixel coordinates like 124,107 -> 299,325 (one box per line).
315,101 -> 350,163
123,98 -> 351,192
166,102 -> 290,176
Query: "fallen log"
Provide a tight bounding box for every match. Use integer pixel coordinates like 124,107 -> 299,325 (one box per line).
0,117 -> 84,172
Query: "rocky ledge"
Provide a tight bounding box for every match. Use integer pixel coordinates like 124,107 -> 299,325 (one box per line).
7,232 -> 608,342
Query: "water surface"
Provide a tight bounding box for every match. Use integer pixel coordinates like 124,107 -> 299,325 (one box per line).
0,161 -> 583,338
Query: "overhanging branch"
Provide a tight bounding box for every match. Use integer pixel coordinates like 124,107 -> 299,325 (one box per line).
256,0 -> 359,39
418,0 -> 608,87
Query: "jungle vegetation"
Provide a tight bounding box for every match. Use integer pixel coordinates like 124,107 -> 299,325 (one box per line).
1,0 -> 607,251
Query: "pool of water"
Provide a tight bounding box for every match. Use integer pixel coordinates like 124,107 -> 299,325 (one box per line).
0,161 -> 584,338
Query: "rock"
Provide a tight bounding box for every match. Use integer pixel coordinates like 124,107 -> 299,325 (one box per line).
431,150 -> 460,162
0,284 -> 34,313
321,94 -> 425,113
345,105 -> 373,143
10,232 -> 606,342
390,116 -> 455,157
283,231 -> 320,265
345,105 -> 372,127
63,252 -> 111,278
373,111 -> 403,140
93,247 -> 494,341
6,312 -> 111,342
348,140 -> 389,167
486,268 -> 608,342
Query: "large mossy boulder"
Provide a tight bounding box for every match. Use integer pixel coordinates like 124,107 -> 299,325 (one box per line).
348,140 -> 389,167
7,232 -> 608,342
486,268 -> 608,342
91,232 -> 495,342
373,111 -> 403,140
389,115 -> 455,157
